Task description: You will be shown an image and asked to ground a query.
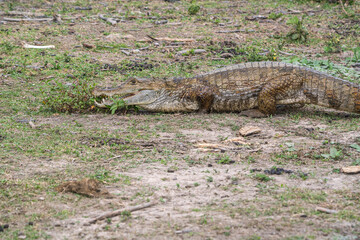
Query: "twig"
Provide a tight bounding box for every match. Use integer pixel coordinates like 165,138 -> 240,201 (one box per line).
0,11 -> 47,17
216,30 -> 243,33
278,50 -> 296,56
3,17 -> 52,22
104,149 -> 153,162
98,14 -> 117,25
86,202 -> 157,225
74,6 -> 92,11
53,14 -> 63,24
146,35 -> 195,42
339,0 -> 349,16
22,42 -> 55,49
316,207 -> 338,214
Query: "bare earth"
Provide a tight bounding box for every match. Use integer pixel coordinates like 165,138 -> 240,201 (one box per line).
0,0 -> 360,239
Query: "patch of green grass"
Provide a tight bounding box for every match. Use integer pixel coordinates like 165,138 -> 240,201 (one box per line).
253,173 -> 272,182
40,78 -> 96,113
282,57 -> 360,83
188,4 -> 200,15
3,226 -> 51,240
321,147 -> 342,160
286,16 -> 309,43
277,188 -> 327,204
324,35 -> 342,53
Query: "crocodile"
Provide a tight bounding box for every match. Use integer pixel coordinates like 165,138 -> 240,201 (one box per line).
93,61 -> 360,116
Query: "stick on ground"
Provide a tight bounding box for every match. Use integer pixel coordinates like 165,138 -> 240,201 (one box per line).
86,201 -> 157,225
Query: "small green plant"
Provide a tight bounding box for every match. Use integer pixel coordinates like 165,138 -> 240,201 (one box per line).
200,215 -> 208,224
247,156 -> 256,163
40,79 -> 95,113
217,154 -> 232,164
207,176 -> 213,182
253,173 -> 272,182
321,147 -> 342,160
351,47 -> 360,63
351,159 -> 360,166
269,12 -> 283,20
286,16 -> 308,43
182,49 -> 196,56
324,35 -> 341,53
285,142 -> 296,152
350,143 -> 360,152
188,4 -> 200,15
109,98 -> 128,114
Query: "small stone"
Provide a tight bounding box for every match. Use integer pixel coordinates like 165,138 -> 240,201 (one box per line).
3,224 -> 9,229
231,179 -> 239,185
82,43 -> 95,49
38,197 -> 45,201
18,233 -> 26,239
238,126 -> 261,136
28,222 -> 33,226
167,167 -> 176,173
220,53 -> 234,58
155,20 -> 168,25
176,49 -> 206,56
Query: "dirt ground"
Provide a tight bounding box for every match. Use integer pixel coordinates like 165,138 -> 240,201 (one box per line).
0,0 -> 360,239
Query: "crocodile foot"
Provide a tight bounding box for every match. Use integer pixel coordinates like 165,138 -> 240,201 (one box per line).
239,109 -> 267,118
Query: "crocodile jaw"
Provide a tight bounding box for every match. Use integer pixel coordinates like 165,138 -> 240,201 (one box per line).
123,90 -> 160,105
92,77 -> 161,97
94,90 -> 161,108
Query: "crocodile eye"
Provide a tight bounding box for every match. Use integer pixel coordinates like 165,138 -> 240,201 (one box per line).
130,79 -> 137,85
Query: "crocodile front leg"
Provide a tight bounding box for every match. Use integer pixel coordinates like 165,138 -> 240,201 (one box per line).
258,74 -> 305,115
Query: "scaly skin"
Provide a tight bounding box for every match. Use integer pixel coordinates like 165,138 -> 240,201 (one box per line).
93,62 -> 360,115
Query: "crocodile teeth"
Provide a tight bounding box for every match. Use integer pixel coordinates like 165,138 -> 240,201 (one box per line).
94,100 -> 106,108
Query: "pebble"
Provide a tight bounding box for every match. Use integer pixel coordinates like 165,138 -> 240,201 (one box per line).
220,53 -> 234,58
167,167 -> 175,173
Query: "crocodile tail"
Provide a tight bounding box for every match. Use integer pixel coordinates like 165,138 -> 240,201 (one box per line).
303,69 -> 360,113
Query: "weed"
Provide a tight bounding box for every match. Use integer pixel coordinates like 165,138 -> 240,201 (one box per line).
216,154 -> 233,164
324,35 -> 342,53
350,143 -> 360,152
321,147 -> 342,160
286,16 -> 308,43
188,4 -> 200,15
40,79 -> 95,113
247,156 -> 256,163
253,173 -> 272,182
207,176 -> 214,182
351,159 -> 360,166
200,215 -> 209,224
347,47 -> 360,63
269,12 -> 283,20
108,98 -> 138,114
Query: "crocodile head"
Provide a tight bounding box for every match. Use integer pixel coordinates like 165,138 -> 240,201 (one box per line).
93,77 -> 199,112
93,77 -> 165,107
93,77 -> 163,98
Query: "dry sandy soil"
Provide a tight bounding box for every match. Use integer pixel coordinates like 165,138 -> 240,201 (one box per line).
0,0 -> 360,239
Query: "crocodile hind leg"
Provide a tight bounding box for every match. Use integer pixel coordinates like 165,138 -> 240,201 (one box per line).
258,74 -> 305,115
